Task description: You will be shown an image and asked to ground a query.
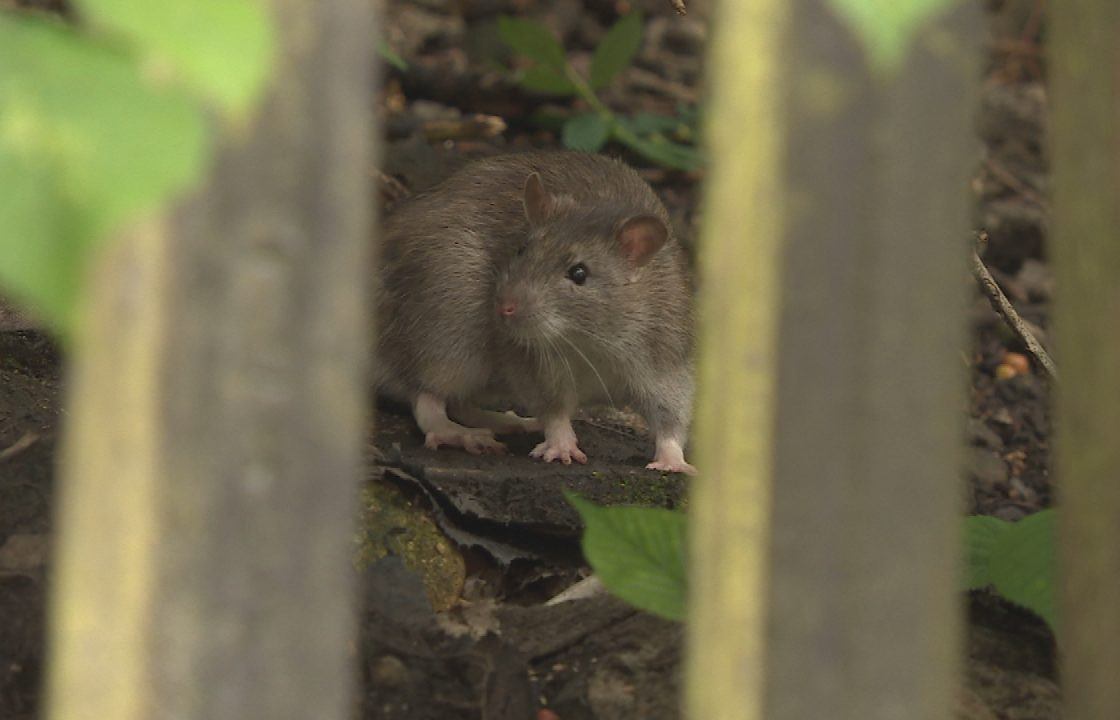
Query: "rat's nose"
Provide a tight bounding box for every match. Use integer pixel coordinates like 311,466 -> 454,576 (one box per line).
498,298 -> 517,317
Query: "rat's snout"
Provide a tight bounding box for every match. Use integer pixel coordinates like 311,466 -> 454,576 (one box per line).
496,283 -> 531,320
498,296 -> 518,317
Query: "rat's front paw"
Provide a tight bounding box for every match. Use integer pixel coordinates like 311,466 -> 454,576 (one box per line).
646,459 -> 697,475
425,427 -> 506,455
530,439 -> 588,465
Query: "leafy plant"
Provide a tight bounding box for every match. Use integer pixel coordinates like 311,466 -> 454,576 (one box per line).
498,13 -> 701,171
569,493 -> 1058,635
567,492 -> 687,621
963,509 -> 1056,630
0,3 -> 274,335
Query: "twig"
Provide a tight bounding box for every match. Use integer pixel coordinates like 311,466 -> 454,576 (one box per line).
983,157 -> 1048,209
0,432 -> 39,463
421,114 -> 507,142
971,233 -> 1058,380
668,0 -> 687,15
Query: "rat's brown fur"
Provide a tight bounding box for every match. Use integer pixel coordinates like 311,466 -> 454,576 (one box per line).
374,151 -> 695,472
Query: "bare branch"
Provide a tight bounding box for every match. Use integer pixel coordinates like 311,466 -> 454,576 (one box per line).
971,233 -> 1059,380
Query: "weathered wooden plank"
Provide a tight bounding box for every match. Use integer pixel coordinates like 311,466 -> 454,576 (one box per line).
46,2 -> 374,719
1050,3 -> 1120,718
688,2 -> 977,719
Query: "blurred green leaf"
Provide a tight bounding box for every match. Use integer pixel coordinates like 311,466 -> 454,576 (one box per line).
0,16 -> 207,332
590,12 -> 642,90
498,16 -> 567,70
618,112 -> 679,136
378,40 -> 408,72
962,514 -> 1010,590
519,64 -> 578,95
76,0 -> 274,113
567,493 -> 687,621
988,509 -> 1056,629
825,0 -> 959,74
562,114 -> 610,152
616,131 -> 702,171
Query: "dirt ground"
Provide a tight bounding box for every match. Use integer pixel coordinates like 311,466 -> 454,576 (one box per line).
1,0 -> 1060,718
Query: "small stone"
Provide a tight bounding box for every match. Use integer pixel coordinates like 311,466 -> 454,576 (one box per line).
967,418 -> 1004,451
966,448 -> 1009,492
1016,259 -> 1055,302
993,505 -> 1027,522
994,363 -> 1018,381
369,654 -> 410,689
0,533 -> 49,574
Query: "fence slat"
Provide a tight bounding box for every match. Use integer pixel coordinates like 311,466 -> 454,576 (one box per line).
688,2 -> 977,719
46,2 -> 374,718
1051,4 -> 1120,718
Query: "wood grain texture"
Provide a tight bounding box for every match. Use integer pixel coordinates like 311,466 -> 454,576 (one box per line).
1051,3 -> 1120,718
46,2 -> 374,718
687,1 -> 976,718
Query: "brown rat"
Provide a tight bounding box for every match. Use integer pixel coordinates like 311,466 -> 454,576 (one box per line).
375,151 -> 695,474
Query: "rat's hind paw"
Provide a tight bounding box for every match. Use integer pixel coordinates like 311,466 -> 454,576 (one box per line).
453,406 -> 542,434
646,459 -> 697,475
425,427 -> 507,455
530,439 -> 588,465
647,436 -> 695,475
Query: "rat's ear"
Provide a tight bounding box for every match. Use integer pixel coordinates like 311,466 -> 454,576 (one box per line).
523,172 -> 551,225
616,215 -> 668,267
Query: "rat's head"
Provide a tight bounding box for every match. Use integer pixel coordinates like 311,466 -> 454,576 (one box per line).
494,172 -> 670,351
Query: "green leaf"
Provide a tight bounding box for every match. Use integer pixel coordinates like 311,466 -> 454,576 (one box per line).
615,131 -> 702,171
562,114 -> 610,152
518,64 -> 578,95
75,0 -> 274,114
0,16 -> 207,332
0,151 -> 82,328
962,514 -> 1011,590
988,509 -> 1056,629
498,16 -> 567,70
589,12 -> 643,89
618,112 -> 679,136
825,0 -> 960,75
567,493 -> 687,621
378,40 -> 408,72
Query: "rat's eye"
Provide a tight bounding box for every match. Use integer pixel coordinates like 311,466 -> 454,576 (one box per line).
566,263 -> 589,285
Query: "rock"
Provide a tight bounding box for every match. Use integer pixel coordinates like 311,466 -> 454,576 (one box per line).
369,655 -> 411,689
967,418 -> 1005,451
387,3 -> 464,61
976,198 -> 1048,272
1016,259 -> 1055,302
993,505 -> 1026,522
0,534 -> 49,575
967,447 -> 1009,492
977,82 -> 1048,166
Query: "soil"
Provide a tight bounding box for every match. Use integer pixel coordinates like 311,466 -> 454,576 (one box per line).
1,0 -> 1060,718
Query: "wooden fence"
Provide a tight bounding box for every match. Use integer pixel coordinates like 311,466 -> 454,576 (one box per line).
44,0 -> 1119,719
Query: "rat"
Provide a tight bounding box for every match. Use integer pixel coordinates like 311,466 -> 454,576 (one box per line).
374,151 -> 696,474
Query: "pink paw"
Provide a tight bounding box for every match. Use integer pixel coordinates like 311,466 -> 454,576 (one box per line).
531,439 -> 588,465
425,428 -> 506,455
646,459 -> 697,476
